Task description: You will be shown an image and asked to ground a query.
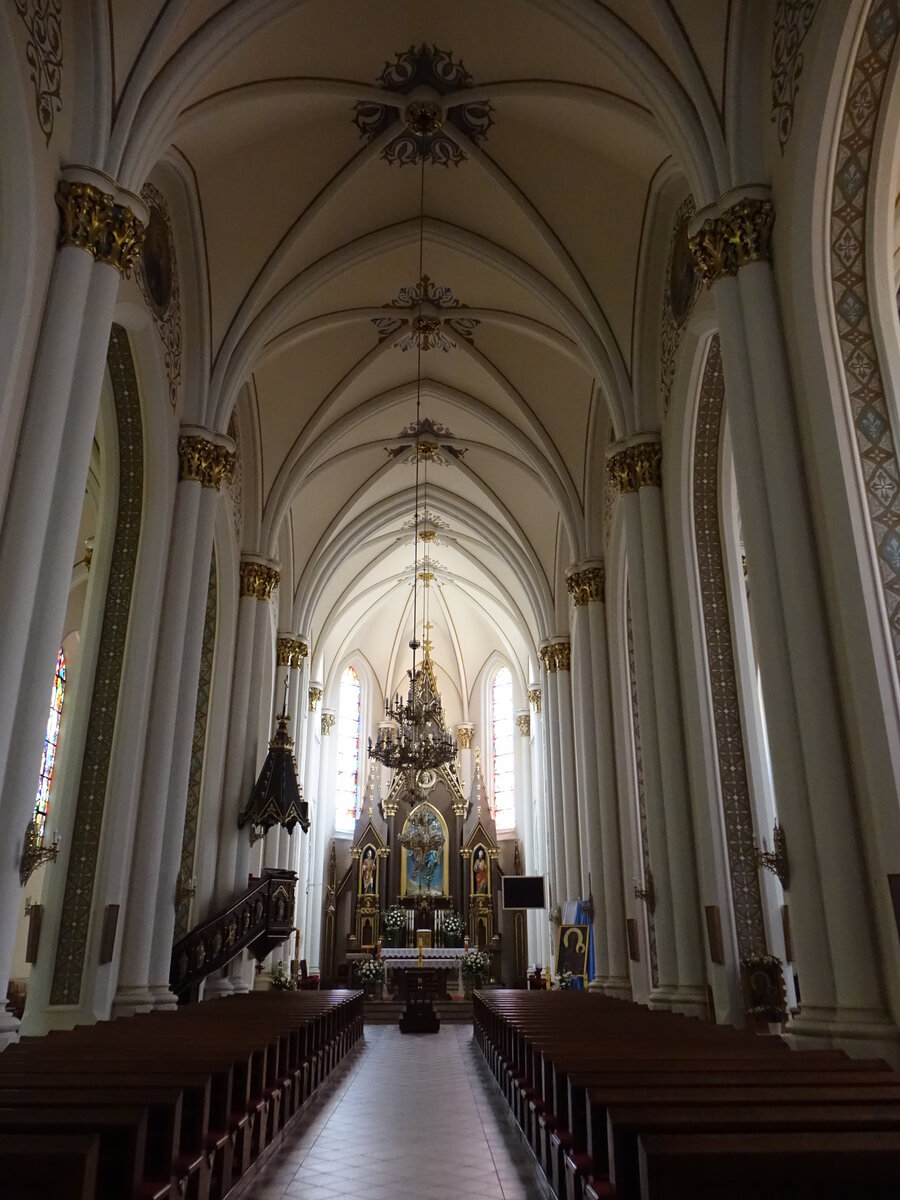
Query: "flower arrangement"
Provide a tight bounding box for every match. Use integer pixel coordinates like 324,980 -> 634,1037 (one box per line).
555,970 -> 575,990
442,909 -> 465,938
356,956 -> 386,984
382,905 -> 406,932
269,961 -> 296,991
461,948 -> 491,980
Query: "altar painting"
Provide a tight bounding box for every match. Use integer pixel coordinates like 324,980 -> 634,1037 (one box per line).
400,803 -> 449,897
471,844 -> 490,895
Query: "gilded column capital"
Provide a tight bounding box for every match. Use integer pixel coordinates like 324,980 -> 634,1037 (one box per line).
292,638 -> 310,668
309,685 -> 323,712
277,637 -> 294,667
688,194 -> 774,287
539,643 -> 557,674
456,723 -> 474,749
178,432 -> 236,490
551,640 -> 571,672
527,686 -> 541,714
239,559 -> 279,601
607,441 -> 662,494
56,177 -> 146,277
321,711 -> 336,736
515,712 -> 531,737
566,563 -> 605,605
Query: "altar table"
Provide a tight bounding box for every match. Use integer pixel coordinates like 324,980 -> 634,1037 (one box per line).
380,947 -> 466,998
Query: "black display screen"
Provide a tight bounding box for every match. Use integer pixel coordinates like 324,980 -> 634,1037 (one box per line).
501,875 -> 546,909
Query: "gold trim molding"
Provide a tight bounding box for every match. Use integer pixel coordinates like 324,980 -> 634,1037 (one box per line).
688,197 -> 774,287
515,713 -> 530,737
539,641 -> 571,673
528,686 -> 541,714
607,442 -> 662,494
178,435 -> 236,490
567,565 -> 605,606
239,561 -> 279,601
56,179 -> 145,277
277,636 -> 309,668
309,686 -> 323,712
456,723 -> 474,750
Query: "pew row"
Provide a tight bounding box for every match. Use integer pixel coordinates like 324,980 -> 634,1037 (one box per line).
0,989 -> 363,1200
473,990 -> 900,1200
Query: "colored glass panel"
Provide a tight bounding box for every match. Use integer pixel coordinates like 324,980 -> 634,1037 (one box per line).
335,665 -> 361,833
492,666 -> 515,832
34,649 -> 66,846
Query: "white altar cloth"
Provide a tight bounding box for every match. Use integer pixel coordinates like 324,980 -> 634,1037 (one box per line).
380,947 -> 465,969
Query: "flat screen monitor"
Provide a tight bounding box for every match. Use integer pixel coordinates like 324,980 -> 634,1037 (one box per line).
502,875 -> 546,910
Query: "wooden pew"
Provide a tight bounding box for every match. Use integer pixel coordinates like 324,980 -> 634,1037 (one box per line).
0,1133 -> 100,1200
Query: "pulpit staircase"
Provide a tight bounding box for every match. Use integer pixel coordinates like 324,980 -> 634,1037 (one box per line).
169,867 -> 297,1003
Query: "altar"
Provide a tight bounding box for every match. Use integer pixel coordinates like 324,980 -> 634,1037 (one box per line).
380,946 -> 465,999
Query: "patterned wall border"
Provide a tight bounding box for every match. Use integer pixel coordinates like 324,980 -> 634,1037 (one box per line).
830,0 -> 900,675
660,195 -> 700,412
51,325 -> 144,1005
14,0 -> 62,146
626,591 -> 659,987
137,182 -> 182,408
692,335 -> 767,959
174,549 -> 217,941
771,0 -> 821,154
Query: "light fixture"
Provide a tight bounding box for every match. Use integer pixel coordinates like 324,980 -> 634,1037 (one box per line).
19,818 -> 59,886
368,118 -> 457,780
240,679 -> 310,841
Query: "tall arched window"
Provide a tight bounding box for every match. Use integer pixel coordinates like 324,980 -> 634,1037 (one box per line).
334,665 -> 362,834
491,665 -> 516,833
34,648 -> 66,845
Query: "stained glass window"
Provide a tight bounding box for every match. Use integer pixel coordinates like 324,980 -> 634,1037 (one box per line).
491,666 -> 516,833
335,665 -> 362,834
34,648 -> 66,846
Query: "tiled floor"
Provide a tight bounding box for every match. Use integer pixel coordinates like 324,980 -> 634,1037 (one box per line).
243,1024 -> 547,1199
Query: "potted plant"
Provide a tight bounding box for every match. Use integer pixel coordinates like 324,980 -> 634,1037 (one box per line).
356,955 -> 386,999
382,905 -> 406,947
441,909 -> 465,948
269,960 -> 296,991
460,948 -> 491,997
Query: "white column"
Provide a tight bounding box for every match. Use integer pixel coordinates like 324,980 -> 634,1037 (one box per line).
457,724 -> 475,790
691,189 -> 893,1039
551,639 -> 581,900
539,648 -> 567,909
115,433 -> 234,1015
302,682 -> 324,964
565,582 -> 606,978
586,586 -> 631,999
0,171 -> 146,1040
619,490 -> 681,1007
529,688 -> 552,970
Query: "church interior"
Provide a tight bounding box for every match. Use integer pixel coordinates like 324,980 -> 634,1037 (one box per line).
4,0 -> 900,1196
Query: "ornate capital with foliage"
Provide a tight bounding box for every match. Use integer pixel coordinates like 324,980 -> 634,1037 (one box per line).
528,686 -> 541,714
688,197 -> 774,287
552,641 -> 571,672
515,712 -> 530,737
239,561 -> 279,601
567,564 -> 605,606
456,723 -> 474,750
277,636 -> 309,668
56,179 -> 145,277
607,442 -> 662,494
309,686 -> 323,712
178,434 -> 236,490
321,711 -> 336,736
539,644 -> 556,674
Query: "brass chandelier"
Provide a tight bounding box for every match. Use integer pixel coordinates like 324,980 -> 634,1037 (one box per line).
368,114 -> 457,778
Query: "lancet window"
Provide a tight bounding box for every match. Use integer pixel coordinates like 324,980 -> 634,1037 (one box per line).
335,665 -> 362,834
34,648 -> 66,846
491,665 -> 515,833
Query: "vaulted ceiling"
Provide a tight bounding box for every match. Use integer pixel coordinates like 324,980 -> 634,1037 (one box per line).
110,0 -> 736,720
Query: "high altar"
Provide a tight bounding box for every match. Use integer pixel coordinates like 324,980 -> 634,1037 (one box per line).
319,650 -> 525,988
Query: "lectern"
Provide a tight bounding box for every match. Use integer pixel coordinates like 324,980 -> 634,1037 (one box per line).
398,968 -> 440,1033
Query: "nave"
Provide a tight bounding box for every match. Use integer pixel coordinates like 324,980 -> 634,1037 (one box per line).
246,1025 -> 544,1200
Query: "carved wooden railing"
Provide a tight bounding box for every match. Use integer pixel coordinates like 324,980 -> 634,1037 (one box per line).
170,867 -> 297,1003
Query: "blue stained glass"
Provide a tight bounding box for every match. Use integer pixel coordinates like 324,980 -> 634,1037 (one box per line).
492,666 -> 516,833
335,666 -> 361,834
33,649 -> 66,846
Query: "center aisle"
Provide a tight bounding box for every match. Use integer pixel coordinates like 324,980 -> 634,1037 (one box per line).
245,1025 -> 546,1200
